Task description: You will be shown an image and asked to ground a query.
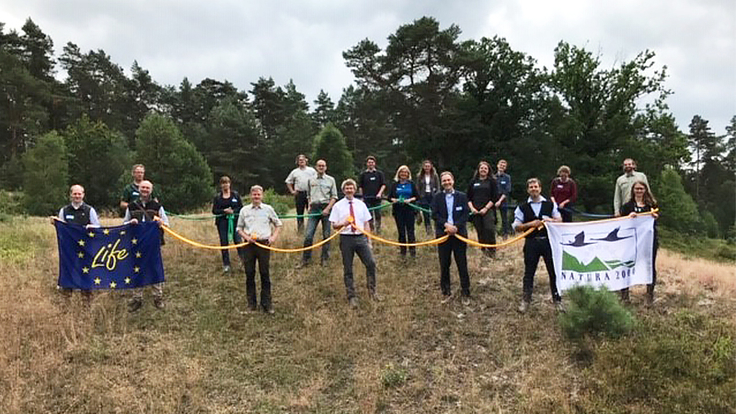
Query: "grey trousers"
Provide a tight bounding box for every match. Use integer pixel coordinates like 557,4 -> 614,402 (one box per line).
339,234 -> 376,299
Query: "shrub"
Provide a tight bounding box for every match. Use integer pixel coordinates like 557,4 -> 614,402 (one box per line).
262,188 -> 290,216
380,363 -> 408,388
701,210 -> 720,239
0,191 -> 23,216
558,285 -> 634,341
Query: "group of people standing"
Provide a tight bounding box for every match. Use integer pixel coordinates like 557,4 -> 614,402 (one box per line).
54,164 -> 169,311
53,155 -> 659,315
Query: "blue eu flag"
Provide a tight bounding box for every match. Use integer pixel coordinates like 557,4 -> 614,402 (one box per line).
54,221 -> 165,289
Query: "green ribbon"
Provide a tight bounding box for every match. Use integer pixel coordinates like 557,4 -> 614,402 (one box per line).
227,214 -> 235,243
167,201 -> 397,221
407,202 -> 432,214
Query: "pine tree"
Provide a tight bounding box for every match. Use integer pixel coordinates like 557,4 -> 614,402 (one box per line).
64,115 -> 131,208
134,114 -> 212,212
312,124 -> 354,186
657,167 -> 703,235
22,131 -> 68,215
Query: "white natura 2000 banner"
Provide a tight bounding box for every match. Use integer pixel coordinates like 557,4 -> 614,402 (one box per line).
546,215 -> 655,292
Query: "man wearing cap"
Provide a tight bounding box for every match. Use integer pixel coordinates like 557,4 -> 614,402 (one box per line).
330,179 -> 379,308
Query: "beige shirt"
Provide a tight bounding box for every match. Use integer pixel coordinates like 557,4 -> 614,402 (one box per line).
307,173 -> 338,204
236,203 -> 282,240
613,171 -> 649,215
285,166 -> 317,192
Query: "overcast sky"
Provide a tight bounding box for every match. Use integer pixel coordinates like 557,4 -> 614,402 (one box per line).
2,0 -> 734,133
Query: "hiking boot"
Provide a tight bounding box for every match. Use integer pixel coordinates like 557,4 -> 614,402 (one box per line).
554,301 -> 566,313
128,298 -> 143,313
153,296 -> 165,310
263,305 -> 275,314
461,296 -> 471,306
518,299 -> 530,313
223,265 -> 231,273
349,297 -> 359,309
369,292 -> 383,302
620,288 -> 631,305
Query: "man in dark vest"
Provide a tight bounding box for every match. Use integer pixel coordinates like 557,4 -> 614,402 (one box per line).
123,180 -> 169,312
512,178 -> 563,313
120,164 -> 160,215
52,184 -> 101,301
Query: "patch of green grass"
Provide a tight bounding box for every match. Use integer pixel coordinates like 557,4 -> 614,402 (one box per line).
381,363 -> 408,388
576,310 -> 736,413
660,227 -> 736,262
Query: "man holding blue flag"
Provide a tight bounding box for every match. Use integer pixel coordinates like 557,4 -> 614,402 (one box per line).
123,180 -> 168,312
52,184 -> 101,302
54,183 -> 166,309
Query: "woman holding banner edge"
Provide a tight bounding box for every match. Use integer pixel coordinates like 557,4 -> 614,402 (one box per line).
619,180 -> 659,306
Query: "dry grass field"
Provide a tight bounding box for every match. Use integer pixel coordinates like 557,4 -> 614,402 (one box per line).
1,215 -> 734,413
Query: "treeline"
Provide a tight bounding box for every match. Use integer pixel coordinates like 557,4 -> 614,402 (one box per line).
1,17 -> 734,237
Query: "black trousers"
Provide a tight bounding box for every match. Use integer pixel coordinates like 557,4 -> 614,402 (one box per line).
498,205 -> 511,237
243,243 -> 271,310
294,191 -> 308,232
560,206 -> 573,223
438,235 -> 470,296
522,237 -> 561,302
216,219 -> 244,267
393,206 -> 416,256
472,210 -> 496,256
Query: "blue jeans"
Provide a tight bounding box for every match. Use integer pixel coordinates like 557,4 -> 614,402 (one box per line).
301,203 -> 331,263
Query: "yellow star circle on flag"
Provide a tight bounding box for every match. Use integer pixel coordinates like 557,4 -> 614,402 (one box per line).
135,252 -> 142,258
124,277 -> 131,284
78,240 -> 85,246
134,266 -> 140,273
82,267 -> 89,274
94,278 -> 101,285
120,230 -> 126,235
87,232 -> 95,238
77,252 -> 84,258
103,229 -> 110,235
109,281 -> 117,289
132,238 -> 138,245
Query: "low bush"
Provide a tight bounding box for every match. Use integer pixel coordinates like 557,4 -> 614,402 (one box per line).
577,310 -> 736,413
558,285 -> 635,341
